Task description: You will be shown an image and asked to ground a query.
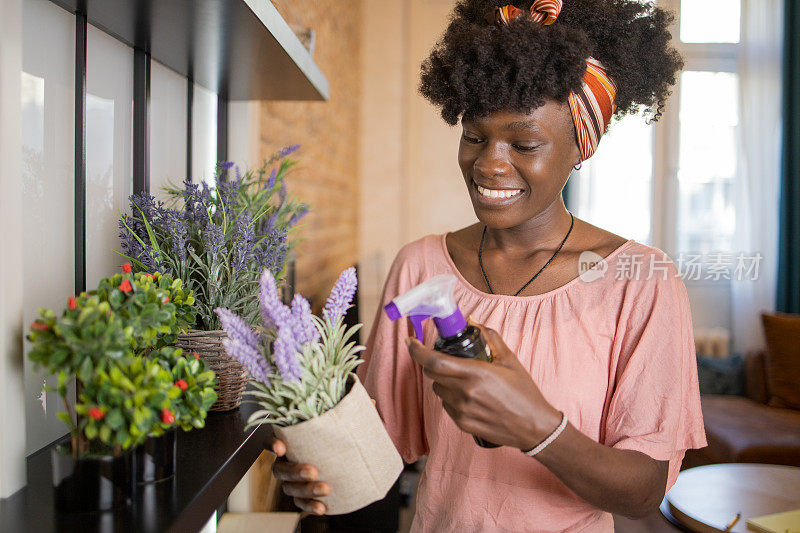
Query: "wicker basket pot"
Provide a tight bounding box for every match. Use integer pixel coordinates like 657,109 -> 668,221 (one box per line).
176,329 -> 247,411
273,374 -> 403,515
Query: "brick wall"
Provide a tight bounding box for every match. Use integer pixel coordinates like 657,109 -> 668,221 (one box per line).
260,0 -> 361,310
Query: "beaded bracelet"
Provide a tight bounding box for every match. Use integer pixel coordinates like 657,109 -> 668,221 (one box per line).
522,411 -> 568,457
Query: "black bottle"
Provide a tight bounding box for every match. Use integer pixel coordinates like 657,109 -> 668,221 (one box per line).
384,274 -> 503,449
434,326 -> 501,448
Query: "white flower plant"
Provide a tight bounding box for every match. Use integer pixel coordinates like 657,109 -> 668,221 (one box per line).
215,267 -> 364,427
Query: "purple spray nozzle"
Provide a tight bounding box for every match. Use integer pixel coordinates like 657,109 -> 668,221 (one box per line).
384,301 -> 401,321
383,274 -> 466,343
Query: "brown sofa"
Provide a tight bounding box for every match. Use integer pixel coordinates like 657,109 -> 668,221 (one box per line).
682,350 -> 800,469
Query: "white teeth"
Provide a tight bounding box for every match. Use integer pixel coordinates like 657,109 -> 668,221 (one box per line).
477,185 -> 521,200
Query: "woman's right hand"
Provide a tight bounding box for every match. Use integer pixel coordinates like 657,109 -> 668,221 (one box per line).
270,438 -> 329,515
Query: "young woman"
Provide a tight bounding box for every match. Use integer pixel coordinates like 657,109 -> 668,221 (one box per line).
272,1 -> 707,530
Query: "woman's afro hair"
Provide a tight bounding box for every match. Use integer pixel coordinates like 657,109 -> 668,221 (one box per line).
419,0 -> 684,126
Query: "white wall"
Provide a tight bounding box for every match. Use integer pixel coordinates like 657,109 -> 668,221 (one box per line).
191,83 -> 218,184
20,0 -> 77,456
0,0 -> 28,499
150,60 -> 188,202
85,24 -> 134,289
228,101 -> 262,172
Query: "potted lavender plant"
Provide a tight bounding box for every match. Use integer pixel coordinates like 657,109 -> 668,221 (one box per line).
118,147 -> 308,410
216,268 -> 403,515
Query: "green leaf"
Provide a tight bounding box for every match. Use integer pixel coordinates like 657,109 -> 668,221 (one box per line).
105,408 -> 124,430
77,357 -> 94,384
56,411 -> 73,427
98,424 -> 111,443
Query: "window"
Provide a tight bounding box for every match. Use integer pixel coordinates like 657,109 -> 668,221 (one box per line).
570,0 -> 741,261
676,71 -> 738,255
570,112 -> 654,245
679,0 -> 740,43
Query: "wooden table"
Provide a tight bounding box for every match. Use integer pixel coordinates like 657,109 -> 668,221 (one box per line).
660,464 -> 800,533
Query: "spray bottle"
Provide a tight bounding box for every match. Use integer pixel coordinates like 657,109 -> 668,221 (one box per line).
384,274 -> 499,448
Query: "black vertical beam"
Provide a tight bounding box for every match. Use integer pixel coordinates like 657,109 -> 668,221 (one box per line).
186,80 -> 194,181
217,94 -> 228,165
133,49 -> 151,195
74,12 -> 87,295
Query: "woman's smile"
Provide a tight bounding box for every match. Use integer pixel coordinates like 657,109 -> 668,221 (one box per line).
472,179 -> 525,206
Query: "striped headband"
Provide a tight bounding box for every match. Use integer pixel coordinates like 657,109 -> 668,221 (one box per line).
488,1 -> 617,160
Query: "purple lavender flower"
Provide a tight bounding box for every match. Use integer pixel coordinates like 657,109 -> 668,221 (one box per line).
277,144 -> 300,159
290,294 -> 319,345
264,212 -> 278,233
265,168 -> 277,190
215,307 -> 260,349
130,192 -> 157,221
162,209 -> 190,261
254,227 -> 288,276
217,178 -> 241,216
232,210 -> 255,276
222,338 -> 271,385
323,267 -> 357,323
118,216 -> 144,260
182,178 -> 211,224
259,269 -> 291,329
219,161 -> 235,170
203,220 -> 224,257
279,181 -> 287,204
288,208 -> 309,228
119,211 -> 167,274
273,326 -> 302,382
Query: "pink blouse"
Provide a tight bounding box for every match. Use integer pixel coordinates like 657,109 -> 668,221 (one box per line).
357,234 -> 708,532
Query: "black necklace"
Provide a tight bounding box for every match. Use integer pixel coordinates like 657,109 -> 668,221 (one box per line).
478,212 -> 575,297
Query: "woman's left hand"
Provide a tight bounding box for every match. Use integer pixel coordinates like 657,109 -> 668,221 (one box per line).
407,319 -> 563,450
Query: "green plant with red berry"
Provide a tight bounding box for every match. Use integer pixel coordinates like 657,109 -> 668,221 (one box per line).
26,264 -> 207,456
70,356 -> 179,455
89,267 -> 196,352
151,346 -> 217,431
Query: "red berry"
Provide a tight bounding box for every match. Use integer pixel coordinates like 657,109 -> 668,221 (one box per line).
88,407 -> 105,421
68,296 -> 77,310
174,379 -> 188,391
160,408 -> 175,424
122,263 -> 132,273
162,297 -> 169,304
119,279 -> 133,293
30,322 -> 49,331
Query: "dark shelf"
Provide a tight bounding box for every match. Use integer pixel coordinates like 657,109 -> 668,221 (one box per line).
0,401 -> 272,533
47,0 -> 329,101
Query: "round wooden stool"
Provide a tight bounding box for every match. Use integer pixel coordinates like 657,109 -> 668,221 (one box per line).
660,464 -> 800,533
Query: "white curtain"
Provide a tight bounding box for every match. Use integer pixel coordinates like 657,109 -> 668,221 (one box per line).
731,0 -> 784,353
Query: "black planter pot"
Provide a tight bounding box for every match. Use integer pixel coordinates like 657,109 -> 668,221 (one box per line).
51,445 -> 136,513
136,429 -> 177,484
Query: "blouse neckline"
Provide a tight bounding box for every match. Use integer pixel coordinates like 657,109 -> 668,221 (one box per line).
438,232 -> 636,302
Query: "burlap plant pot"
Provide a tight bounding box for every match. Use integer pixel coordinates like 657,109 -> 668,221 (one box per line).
273,374 -> 403,515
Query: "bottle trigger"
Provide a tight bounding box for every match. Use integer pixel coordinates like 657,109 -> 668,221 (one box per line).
408,315 -> 428,343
